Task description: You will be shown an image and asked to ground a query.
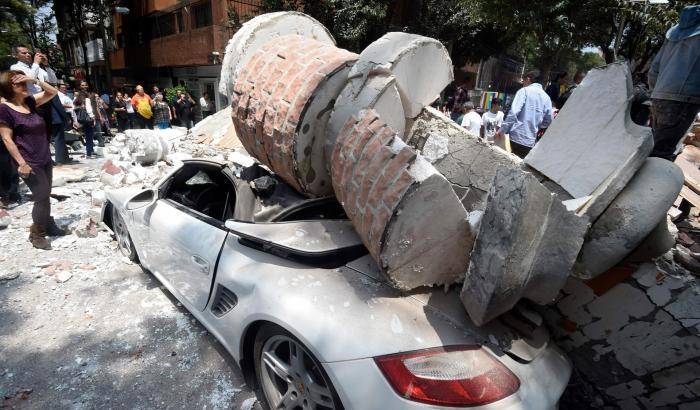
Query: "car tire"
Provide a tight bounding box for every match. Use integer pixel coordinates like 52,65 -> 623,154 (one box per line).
111,205 -> 139,262
253,323 -> 343,410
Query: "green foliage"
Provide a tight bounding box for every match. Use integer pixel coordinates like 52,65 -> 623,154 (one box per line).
164,85 -> 188,104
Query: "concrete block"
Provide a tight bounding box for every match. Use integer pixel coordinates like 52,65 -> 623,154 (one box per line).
525,63 -> 654,220
348,32 -> 453,119
575,158 -> 684,279
326,74 -> 405,164
124,129 -> 170,165
405,107 -> 521,212
0,209 -> 11,229
231,34 -> 357,196
331,110 -> 473,290
219,11 -> 335,98
626,216 -> 678,264
461,168 -> 589,326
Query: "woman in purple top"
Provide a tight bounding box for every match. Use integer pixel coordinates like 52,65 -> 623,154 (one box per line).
0,70 -> 65,249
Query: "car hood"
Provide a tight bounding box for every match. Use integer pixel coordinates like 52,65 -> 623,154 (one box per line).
345,256 -> 550,363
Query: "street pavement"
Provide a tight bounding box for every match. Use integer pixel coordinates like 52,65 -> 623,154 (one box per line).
0,158 -> 257,409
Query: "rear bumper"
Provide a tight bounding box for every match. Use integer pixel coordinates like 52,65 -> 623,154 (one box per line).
323,343 -> 570,410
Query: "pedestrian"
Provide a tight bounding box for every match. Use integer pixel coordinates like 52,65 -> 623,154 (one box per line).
0,70 -> 67,249
176,92 -> 196,129
481,98 -> 505,143
95,94 -> 112,140
545,72 -> 568,104
113,91 -> 129,132
496,70 -> 553,158
73,93 -> 97,158
648,5 -> 700,161
9,45 -> 44,94
153,93 -> 172,129
460,101 -> 482,137
151,85 -> 160,100
555,71 -> 585,109
450,79 -> 470,122
78,83 -> 105,149
131,85 -> 154,129
125,94 -> 136,129
171,90 -> 182,125
58,84 -> 73,122
199,92 -> 212,119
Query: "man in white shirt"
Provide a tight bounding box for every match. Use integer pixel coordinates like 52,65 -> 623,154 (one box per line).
199,92 -> 212,119
10,45 -> 45,94
481,98 -> 505,142
58,84 -> 73,115
460,101 -> 482,137
497,70 -> 553,158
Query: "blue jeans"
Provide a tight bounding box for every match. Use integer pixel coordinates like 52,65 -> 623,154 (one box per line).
82,122 -> 95,156
156,121 -> 170,129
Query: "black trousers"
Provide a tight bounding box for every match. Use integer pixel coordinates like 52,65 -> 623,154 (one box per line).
510,141 -> 532,159
116,116 -> 129,132
0,146 -> 20,201
650,99 -> 700,161
135,113 -> 153,129
23,162 -> 52,227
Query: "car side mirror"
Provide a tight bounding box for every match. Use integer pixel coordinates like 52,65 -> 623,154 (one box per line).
125,188 -> 158,211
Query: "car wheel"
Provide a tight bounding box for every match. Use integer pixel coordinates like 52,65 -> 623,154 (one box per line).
112,205 -> 138,262
253,324 -> 343,410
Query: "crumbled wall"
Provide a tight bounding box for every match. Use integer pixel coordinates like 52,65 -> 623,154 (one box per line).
540,261 -> 700,409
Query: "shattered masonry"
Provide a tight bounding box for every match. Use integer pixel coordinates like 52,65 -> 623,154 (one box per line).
221,11 -> 685,328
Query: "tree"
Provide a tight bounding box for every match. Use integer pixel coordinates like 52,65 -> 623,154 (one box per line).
0,0 -> 61,69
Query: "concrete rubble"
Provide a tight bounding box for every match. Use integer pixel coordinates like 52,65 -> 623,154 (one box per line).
220,11 -> 686,328
525,63 -> 654,221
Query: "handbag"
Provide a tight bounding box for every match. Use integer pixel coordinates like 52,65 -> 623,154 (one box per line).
76,107 -> 90,125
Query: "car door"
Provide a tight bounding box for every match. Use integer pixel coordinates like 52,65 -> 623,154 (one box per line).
146,162 -> 235,311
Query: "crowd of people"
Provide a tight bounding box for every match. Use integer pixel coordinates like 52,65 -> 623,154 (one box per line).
0,43 -> 218,250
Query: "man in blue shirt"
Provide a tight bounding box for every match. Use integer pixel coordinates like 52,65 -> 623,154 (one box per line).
496,70 -> 553,158
648,5 -> 700,161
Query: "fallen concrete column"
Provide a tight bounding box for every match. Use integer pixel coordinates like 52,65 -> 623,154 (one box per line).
231,34 -> 357,196
349,32 -> 453,120
461,168 -> 589,326
574,158 -> 684,279
525,63 -> 654,221
219,12 -> 335,99
405,107 -> 522,212
326,74 -> 405,163
331,109 -> 474,290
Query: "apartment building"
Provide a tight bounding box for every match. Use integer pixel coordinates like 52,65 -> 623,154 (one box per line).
110,0 -> 263,113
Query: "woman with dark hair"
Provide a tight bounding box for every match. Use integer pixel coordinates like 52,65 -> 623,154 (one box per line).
0,70 -> 66,249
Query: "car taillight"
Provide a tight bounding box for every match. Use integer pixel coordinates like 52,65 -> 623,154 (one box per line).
375,346 -> 520,407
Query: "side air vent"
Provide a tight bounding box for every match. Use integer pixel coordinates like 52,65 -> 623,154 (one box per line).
211,285 -> 238,317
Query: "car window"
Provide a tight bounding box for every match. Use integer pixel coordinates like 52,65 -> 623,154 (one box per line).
165,165 -> 236,222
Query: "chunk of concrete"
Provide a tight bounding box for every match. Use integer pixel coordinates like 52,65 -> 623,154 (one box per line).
231,34 -> 357,196
461,168 -> 589,326
125,129 -> 170,165
405,107 -> 522,212
326,74 -> 405,164
525,63 -> 654,220
331,110 -> 473,290
575,158 -> 684,279
219,11 -> 335,98
349,32 -> 453,119
0,209 -> 11,229
625,216 -> 678,263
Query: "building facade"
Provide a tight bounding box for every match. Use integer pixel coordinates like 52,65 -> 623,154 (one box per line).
110,0 -> 263,115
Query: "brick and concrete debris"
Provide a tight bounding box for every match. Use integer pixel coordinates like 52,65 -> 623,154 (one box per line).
217,12 -> 685,326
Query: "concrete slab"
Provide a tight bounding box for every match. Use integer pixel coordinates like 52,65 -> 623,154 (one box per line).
575,158 -> 684,279
461,168 -> 589,326
219,11 -> 335,98
405,107 -> 521,212
525,63 -> 653,220
349,32 -> 453,119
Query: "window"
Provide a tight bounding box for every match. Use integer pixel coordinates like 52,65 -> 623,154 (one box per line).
165,165 -> 236,222
192,1 -> 212,29
152,13 -> 176,38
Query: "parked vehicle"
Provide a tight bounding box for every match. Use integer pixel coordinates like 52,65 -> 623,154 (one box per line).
102,159 -> 571,409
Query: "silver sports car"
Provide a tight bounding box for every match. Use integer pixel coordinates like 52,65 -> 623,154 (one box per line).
102,159 -> 571,410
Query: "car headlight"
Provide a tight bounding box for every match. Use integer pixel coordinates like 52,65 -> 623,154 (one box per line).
374,346 -> 520,407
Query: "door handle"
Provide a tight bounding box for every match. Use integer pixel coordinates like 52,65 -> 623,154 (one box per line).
191,255 -> 210,275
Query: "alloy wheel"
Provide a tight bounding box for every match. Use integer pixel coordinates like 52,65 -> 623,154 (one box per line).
259,335 -> 336,410
112,206 -> 133,259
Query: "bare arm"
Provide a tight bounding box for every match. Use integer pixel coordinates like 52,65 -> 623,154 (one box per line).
0,125 -> 31,177
31,79 -> 58,107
